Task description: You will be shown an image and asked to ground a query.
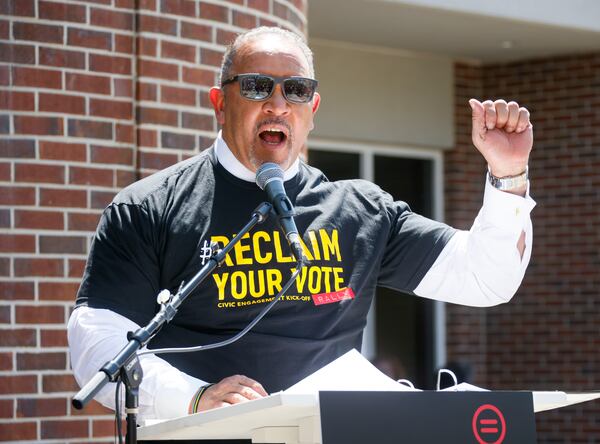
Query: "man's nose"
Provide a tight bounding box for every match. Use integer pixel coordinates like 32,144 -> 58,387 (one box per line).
262,84 -> 290,116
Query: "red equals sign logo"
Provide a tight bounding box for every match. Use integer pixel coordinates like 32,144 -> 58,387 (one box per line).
472,404 -> 506,444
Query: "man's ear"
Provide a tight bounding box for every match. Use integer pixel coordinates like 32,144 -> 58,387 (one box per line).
311,92 -> 321,114
209,87 -> 225,125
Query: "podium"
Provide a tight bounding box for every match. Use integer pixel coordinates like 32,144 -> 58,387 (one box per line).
138,391 -> 541,443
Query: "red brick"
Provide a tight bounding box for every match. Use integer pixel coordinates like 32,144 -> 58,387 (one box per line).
0,20 -> 7,39
16,305 -> 65,324
90,54 -> 132,75
68,258 -> 86,277
138,14 -> 177,35
0,375 -> 37,395
139,0 -> 157,9
182,112 -> 213,131
0,281 -> 35,301
69,166 -> 114,187
0,399 -> 13,418
93,419 -> 116,437
15,210 -> 64,230
91,145 -> 133,166
91,7 -> 133,30
0,0 -> 35,16
0,114 -> 8,133
0,351 -> 12,369
17,352 -> 66,370
116,123 -> 134,143
39,1 -> 86,22
15,163 -> 64,184
114,78 -> 133,98
0,186 -> 35,205
200,3 -> 228,22
66,72 -> 111,95
40,188 -> 87,208
0,209 -> 8,227
0,259 -> 8,277
0,66 -> 8,85
41,328 -> 69,347
40,235 -> 88,254
138,150 -> 177,170
68,212 -> 101,231
117,169 -> 136,187
161,131 -> 195,150
0,90 -> 34,111
137,36 -> 157,56
15,258 -> 64,277
138,59 -> 178,81
161,85 -> 196,106
233,10 -> 258,28
161,40 -> 196,63
12,66 -> 62,89
40,141 -> 87,162
138,128 -> 157,147
115,33 -> 134,54
39,281 -> 81,301
181,21 -> 211,41
17,397 -> 67,418
0,139 -> 35,158
137,82 -> 157,101
0,234 -> 35,253
68,27 -> 112,50
0,42 -> 35,64
14,116 -> 64,136
0,327 -> 36,346
13,22 -> 63,43
68,119 -> 113,140
90,190 -> 115,209
137,106 -> 178,126
160,0 -> 195,15
182,66 -> 215,86
90,98 -> 132,120
216,28 -> 237,45
0,162 -> 10,180
41,420 -> 88,439
248,0 -> 269,13
0,421 -> 37,440
200,47 -> 223,66
39,92 -> 85,115
43,374 -> 78,393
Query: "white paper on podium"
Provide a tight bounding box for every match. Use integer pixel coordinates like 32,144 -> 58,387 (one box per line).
284,349 -> 418,394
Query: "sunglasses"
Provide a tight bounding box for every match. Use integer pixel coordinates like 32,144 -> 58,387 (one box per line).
222,73 -> 318,104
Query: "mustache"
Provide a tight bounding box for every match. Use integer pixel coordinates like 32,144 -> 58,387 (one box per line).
255,118 -> 291,135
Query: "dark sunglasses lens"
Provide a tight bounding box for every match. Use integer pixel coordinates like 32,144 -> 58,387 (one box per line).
239,75 -> 273,100
284,78 -> 315,103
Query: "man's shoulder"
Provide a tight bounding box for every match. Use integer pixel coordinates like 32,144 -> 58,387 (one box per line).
112,147 -> 215,207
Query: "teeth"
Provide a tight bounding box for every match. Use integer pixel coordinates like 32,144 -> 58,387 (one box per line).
265,128 -> 283,133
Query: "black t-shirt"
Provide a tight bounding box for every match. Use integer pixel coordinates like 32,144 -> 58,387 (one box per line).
75,147 -> 455,393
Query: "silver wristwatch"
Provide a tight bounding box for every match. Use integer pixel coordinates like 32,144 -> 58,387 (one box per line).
488,167 -> 528,191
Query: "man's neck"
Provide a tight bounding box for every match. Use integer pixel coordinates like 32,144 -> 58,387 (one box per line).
215,131 -> 299,182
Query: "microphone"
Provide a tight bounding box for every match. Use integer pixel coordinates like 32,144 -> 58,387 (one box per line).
255,163 -> 306,263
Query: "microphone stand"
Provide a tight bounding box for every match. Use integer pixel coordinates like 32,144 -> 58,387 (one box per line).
71,202 -> 273,444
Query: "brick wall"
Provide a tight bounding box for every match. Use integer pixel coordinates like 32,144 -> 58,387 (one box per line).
0,0 -> 306,441
446,53 -> 600,442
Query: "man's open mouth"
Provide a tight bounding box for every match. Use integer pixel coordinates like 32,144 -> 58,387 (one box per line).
258,128 -> 288,145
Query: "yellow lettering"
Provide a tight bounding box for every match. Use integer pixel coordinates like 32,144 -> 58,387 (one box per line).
308,266 -> 321,294
266,269 -> 283,295
308,230 -> 321,260
212,273 -> 229,300
253,231 -> 272,264
211,235 -> 234,266
248,270 -> 266,298
233,233 -> 253,266
230,271 -> 247,300
273,231 -> 294,263
321,266 -> 332,293
333,267 -> 344,291
320,229 -> 341,261
292,267 -> 308,293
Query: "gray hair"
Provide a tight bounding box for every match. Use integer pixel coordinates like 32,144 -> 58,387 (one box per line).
219,27 -> 315,85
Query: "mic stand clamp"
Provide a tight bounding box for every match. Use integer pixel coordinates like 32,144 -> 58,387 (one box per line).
72,202 -> 273,444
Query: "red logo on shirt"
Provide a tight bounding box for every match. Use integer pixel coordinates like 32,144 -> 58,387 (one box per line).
312,287 -> 355,306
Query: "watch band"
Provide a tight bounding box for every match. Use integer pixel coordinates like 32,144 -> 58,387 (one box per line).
488,167 -> 528,191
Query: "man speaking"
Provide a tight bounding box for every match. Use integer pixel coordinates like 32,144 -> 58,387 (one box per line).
68,27 -> 535,420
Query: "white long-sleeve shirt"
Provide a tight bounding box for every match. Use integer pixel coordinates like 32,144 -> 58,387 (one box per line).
68,134 -> 535,420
